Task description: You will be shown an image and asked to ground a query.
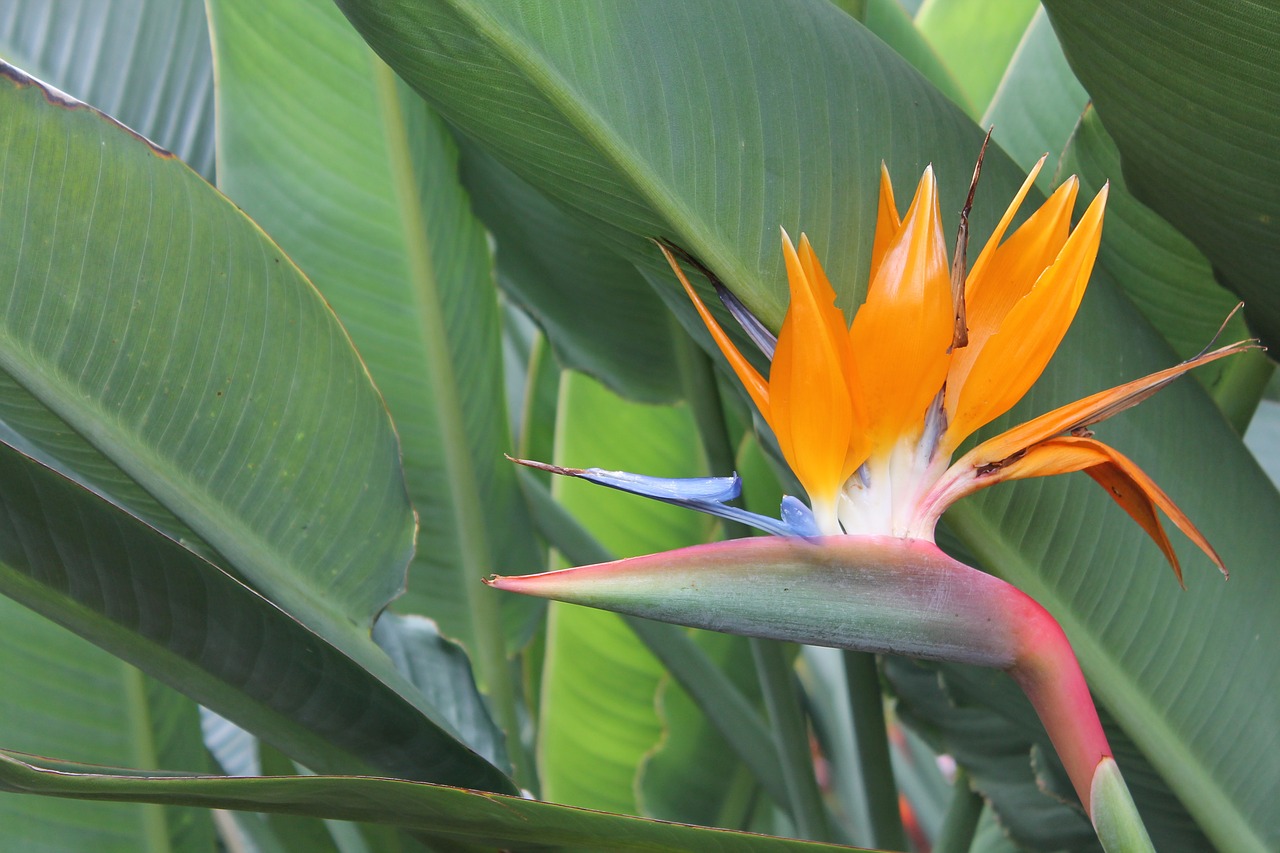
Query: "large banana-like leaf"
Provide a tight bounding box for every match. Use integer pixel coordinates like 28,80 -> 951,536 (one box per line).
0,0 -> 215,178
981,6 -> 1089,183
1058,109 -> 1270,428
0,63 -> 511,792
0,435 -> 509,791
0,751 -> 873,853
1042,0 -> 1280,349
330,3 -> 1280,850
459,146 -> 684,403
333,0 -> 1002,325
0,4 -> 220,844
206,0 -> 539,706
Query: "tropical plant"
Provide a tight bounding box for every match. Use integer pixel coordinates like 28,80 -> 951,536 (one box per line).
0,1 -> 1275,851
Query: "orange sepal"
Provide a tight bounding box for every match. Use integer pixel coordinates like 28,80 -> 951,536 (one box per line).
772,231 -> 860,501
984,436 -> 1226,585
945,185 -> 1108,450
658,241 -> 771,420
950,175 -> 1079,401
967,339 -> 1258,468
869,162 -> 903,285
849,166 -> 953,453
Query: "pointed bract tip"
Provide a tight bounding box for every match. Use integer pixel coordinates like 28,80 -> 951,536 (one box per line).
506,455 -> 581,477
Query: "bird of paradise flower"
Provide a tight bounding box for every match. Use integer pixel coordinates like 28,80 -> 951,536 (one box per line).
490,144 -> 1256,848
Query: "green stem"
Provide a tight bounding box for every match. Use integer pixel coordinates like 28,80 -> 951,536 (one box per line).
933,767 -> 983,853
675,328 -> 828,837
1090,757 -> 1156,853
713,762 -> 761,831
752,638 -> 829,840
842,650 -> 908,851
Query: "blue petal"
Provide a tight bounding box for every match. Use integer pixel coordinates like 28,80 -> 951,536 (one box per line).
779,495 -> 822,536
578,468 -> 741,503
715,280 -> 777,359
509,456 -> 818,538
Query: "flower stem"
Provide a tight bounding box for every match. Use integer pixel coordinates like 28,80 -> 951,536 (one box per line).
1000,587 -> 1112,812
842,650 -> 907,851
999,585 -> 1154,851
933,767 -> 983,853
751,638 -> 829,840
1090,757 -> 1156,853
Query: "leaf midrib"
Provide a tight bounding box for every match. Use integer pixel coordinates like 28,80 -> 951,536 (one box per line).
370,55 -> 523,779
443,0 -> 756,297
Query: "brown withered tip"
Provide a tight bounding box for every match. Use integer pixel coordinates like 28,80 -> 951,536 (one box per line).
948,127 -> 994,353
1,59 -> 177,160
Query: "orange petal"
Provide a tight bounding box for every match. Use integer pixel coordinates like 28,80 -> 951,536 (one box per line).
849,166 -> 952,453
659,241 -> 771,420
968,338 -> 1258,466
945,185 -> 1108,449
979,436 -> 1226,585
772,231 -> 860,502
952,177 -> 1079,391
966,155 -> 1047,290
869,162 -> 903,285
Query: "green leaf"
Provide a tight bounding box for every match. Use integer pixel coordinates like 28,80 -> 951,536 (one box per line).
981,6 -> 1089,180
333,0 -> 1004,328
0,0 -> 215,178
0,62 -> 410,652
539,371 -> 733,815
0,751 -> 877,853
459,145 -> 683,403
1042,1 -> 1280,349
0,63 -> 511,793
980,10 -> 1273,425
373,614 -> 504,770
0,437 -> 510,792
205,0 -> 539,691
914,0 -> 1040,117
0,597 -> 214,852
860,0 -> 970,114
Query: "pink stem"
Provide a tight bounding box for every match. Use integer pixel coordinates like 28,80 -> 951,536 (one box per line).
998,583 -> 1112,814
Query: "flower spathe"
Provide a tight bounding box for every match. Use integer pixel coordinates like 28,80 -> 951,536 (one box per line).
657,158 -> 1253,584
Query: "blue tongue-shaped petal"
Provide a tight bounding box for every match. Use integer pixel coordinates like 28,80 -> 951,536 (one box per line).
509,457 -> 818,537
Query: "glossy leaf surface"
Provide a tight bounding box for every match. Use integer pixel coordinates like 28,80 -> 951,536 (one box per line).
207,0 -> 538,666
